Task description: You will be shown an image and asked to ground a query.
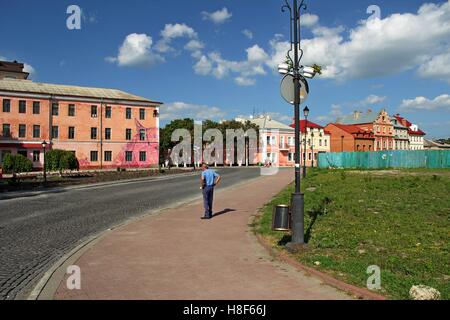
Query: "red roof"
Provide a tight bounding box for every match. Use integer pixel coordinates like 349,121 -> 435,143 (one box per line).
331,123 -> 372,134
394,114 -> 412,127
290,120 -> 325,133
395,114 -> 426,135
408,129 -> 426,136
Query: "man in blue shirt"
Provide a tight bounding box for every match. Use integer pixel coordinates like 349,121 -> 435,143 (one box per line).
200,163 -> 221,219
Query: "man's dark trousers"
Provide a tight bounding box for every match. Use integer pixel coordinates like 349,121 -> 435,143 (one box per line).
203,185 -> 214,218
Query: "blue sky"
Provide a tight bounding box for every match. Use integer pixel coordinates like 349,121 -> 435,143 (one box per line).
1,0 -> 449,138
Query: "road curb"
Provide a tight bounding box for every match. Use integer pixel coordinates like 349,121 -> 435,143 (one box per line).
29,173 -> 265,300
253,233 -> 387,300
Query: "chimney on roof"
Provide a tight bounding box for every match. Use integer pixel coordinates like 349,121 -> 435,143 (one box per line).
353,111 -> 362,120
367,108 -> 372,113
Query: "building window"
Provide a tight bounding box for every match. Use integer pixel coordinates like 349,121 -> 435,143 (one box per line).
139,129 -> 146,141
288,153 -> 294,162
325,140 -> 328,146
31,150 -> 39,161
126,128 -> 132,140
19,124 -> 26,138
68,104 -> 76,116
139,151 -> 146,162
33,101 -> 40,114
90,151 -> 98,162
52,126 -> 59,139
308,153 -> 312,161
319,139 -> 322,147
52,103 -> 59,116
104,151 -> 112,162
68,127 -> 75,139
356,145 -> 360,151
91,127 -> 97,140
2,99 -> 11,112
139,108 -> 145,120
18,150 -> 27,158
19,100 -> 26,113
33,150 -> 40,162
105,128 -> 111,140
125,151 -> 133,162
126,108 -> 132,119
33,125 -> 40,138
2,124 -> 11,137
91,105 -> 98,118
105,106 -> 112,118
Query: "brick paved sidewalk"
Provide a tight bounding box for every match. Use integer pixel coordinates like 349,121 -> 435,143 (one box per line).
54,169 -> 352,300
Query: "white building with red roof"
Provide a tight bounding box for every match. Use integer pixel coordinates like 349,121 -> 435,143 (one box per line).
393,114 -> 426,150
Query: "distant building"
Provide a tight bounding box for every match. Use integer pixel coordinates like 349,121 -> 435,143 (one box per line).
238,115 -> 295,167
393,114 -> 426,150
324,123 -> 374,152
423,139 -> 450,150
391,116 -> 410,150
0,60 -> 29,80
0,61 -> 162,170
290,120 -> 331,166
337,109 -> 394,151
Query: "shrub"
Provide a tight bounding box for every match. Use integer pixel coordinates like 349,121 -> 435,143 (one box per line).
45,149 -> 79,174
1,153 -> 33,181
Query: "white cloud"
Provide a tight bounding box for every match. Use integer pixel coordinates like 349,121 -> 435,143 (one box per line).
399,94 -> 450,111
418,52 -> 450,83
266,1 -> 450,81
156,23 -> 198,53
194,47 -> 268,86
246,45 -> 268,62
242,29 -> 253,40
315,104 -> 343,123
23,64 -> 36,77
358,94 -> 387,106
234,77 -> 256,86
202,7 -> 232,24
301,13 -> 319,27
160,23 -> 197,40
194,55 -> 212,75
160,101 -> 227,121
106,33 -> 163,67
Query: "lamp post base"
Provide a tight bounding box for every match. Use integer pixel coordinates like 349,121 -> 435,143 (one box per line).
285,242 -> 309,253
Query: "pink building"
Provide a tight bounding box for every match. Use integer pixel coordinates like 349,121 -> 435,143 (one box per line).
238,115 -> 296,167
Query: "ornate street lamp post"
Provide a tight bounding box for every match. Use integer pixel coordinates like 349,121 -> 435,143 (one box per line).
311,131 -> 314,168
303,106 -> 309,178
278,0 -> 316,250
42,140 -> 47,186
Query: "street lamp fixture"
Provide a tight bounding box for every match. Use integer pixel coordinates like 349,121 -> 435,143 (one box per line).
42,140 -> 47,185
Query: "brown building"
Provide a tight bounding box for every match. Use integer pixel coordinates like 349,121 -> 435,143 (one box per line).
0,64 -> 162,170
337,109 -> 394,151
325,123 -> 374,152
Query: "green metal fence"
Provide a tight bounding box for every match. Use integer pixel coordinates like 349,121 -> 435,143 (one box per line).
318,150 -> 450,169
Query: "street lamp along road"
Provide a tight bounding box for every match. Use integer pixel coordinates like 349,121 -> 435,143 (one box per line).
276,0 -> 318,251
42,140 -> 47,185
303,106 -> 309,178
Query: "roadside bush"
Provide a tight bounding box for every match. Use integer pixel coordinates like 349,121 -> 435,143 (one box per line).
1,154 -> 33,182
45,149 -> 79,174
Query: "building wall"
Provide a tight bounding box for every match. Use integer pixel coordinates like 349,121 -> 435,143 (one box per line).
259,130 -> 296,167
325,124 -> 355,153
0,95 -> 159,169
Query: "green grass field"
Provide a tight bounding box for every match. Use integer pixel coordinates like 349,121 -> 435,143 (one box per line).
254,169 -> 450,299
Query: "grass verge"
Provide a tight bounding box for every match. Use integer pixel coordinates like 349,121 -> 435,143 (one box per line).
254,169 -> 450,299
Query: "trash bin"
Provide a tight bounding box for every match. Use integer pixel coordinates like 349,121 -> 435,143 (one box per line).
272,205 -> 291,231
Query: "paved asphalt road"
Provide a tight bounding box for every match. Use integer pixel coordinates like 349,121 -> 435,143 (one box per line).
0,168 -> 261,300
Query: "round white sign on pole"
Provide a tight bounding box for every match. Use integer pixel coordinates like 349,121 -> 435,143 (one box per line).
280,74 -> 309,105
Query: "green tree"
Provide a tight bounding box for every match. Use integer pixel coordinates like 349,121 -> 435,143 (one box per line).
2,153 -> 33,181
